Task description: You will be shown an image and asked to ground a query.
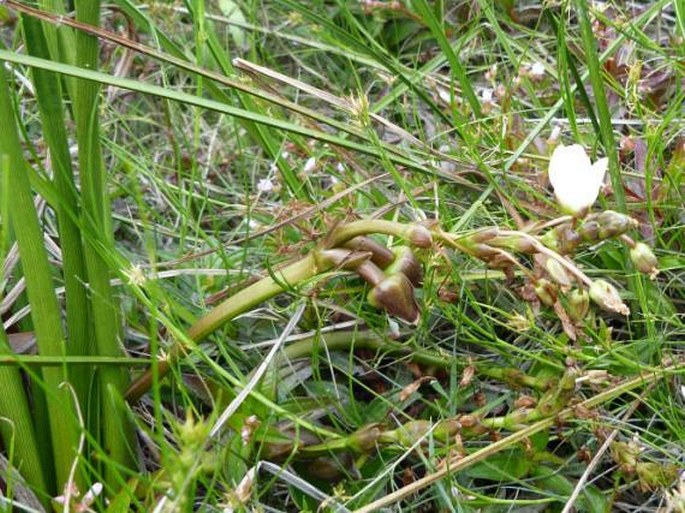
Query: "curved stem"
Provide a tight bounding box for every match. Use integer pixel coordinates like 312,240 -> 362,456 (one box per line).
127,219 -> 432,402
126,254 -> 319,402
328,220 -> 429,247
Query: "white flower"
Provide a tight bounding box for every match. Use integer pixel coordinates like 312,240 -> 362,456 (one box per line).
481,88 -> 494,102
82,482 -> 103,507
303,157 -> 316,173
257,178 -> 274,193
437,88 -> 452,104
548,144 -> 608,216
530,61 -> 546,79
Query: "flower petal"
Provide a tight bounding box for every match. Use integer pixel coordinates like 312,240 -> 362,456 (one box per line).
548,144 -> 608,215
590,157 -> 608,188
548,144 -> 592,190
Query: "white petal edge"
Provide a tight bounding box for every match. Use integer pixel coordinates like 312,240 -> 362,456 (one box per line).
590,157 -> 609,187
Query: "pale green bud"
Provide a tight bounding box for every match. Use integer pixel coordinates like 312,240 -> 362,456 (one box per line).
589,280 -> 630,316
544,257 -> 572,287
567,289 -> 590,322
534,278 -> 557,307
629,242 -> 658,278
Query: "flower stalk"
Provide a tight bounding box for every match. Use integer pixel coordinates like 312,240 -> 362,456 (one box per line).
126,220 -> 431,402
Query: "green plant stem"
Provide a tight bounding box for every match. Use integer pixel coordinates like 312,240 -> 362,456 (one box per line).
328,220 -> 429,247
0,356 -> 152,366
0,59 -> 79,492
279,330 -> 552,391
72,0 -> 134,483
22,13 -> 92,414
352,362 -> 675,513
125,254 -> 320,402
126,220 -> 429,402
0,325 -> 49,504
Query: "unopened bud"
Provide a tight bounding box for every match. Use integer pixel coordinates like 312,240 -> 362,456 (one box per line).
306,456 -> 348,481
567,289 -> 590,322
534,278 -> 557,307
583,369 -> 610,385
468,242 -> 500,259
367,273 -> 420,323
629,242 -> 658,278
589,280 -> 630,316
594,211 -> 638,239
544,257 -> 572,287
387,420 -> 431,446
348,424 -> 382,453
490,235 -> 537,253
433,419 -> 460,439
385,246 -> 423,287
315,248 -> 371,271
406,225 -> 433,248
468,227 -> 499,243
459,228 -> 502,258
578,220 -> 600,242
541,225 -> 582,254
611,441 -> 639,474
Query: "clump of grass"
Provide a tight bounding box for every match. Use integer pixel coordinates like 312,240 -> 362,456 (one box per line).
0,0 -> 683,511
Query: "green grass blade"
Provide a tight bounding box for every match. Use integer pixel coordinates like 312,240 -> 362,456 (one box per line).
574,0 -> 625,212
0,271 -> 48,503
0,56 -> 80,493
22,14 -> 92,412
411,0 -> 481,117
71,0 -> 136,483
0,49 -> 448,178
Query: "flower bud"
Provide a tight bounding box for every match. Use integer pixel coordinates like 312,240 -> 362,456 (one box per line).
541,225 -> 582,254
544,257 -> 572,287
468,243 -> 500,259
629,242 -> 658,278
589,280 -> 630,316
406,224 -> 433,248
567,289 -> 590,322
468,227 -> 499,243
594,210 -> 638,239
578,220 -> 600,242
385,420 -> 431,446
534,278 -> 557,307
385,246 -> 423,287
490,235 -> 537,253
305,456 -> 349,481
611,441 -> 639,474
315,248 -> 372,271
367,273 -> 420,323
348,424 -> 382,453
